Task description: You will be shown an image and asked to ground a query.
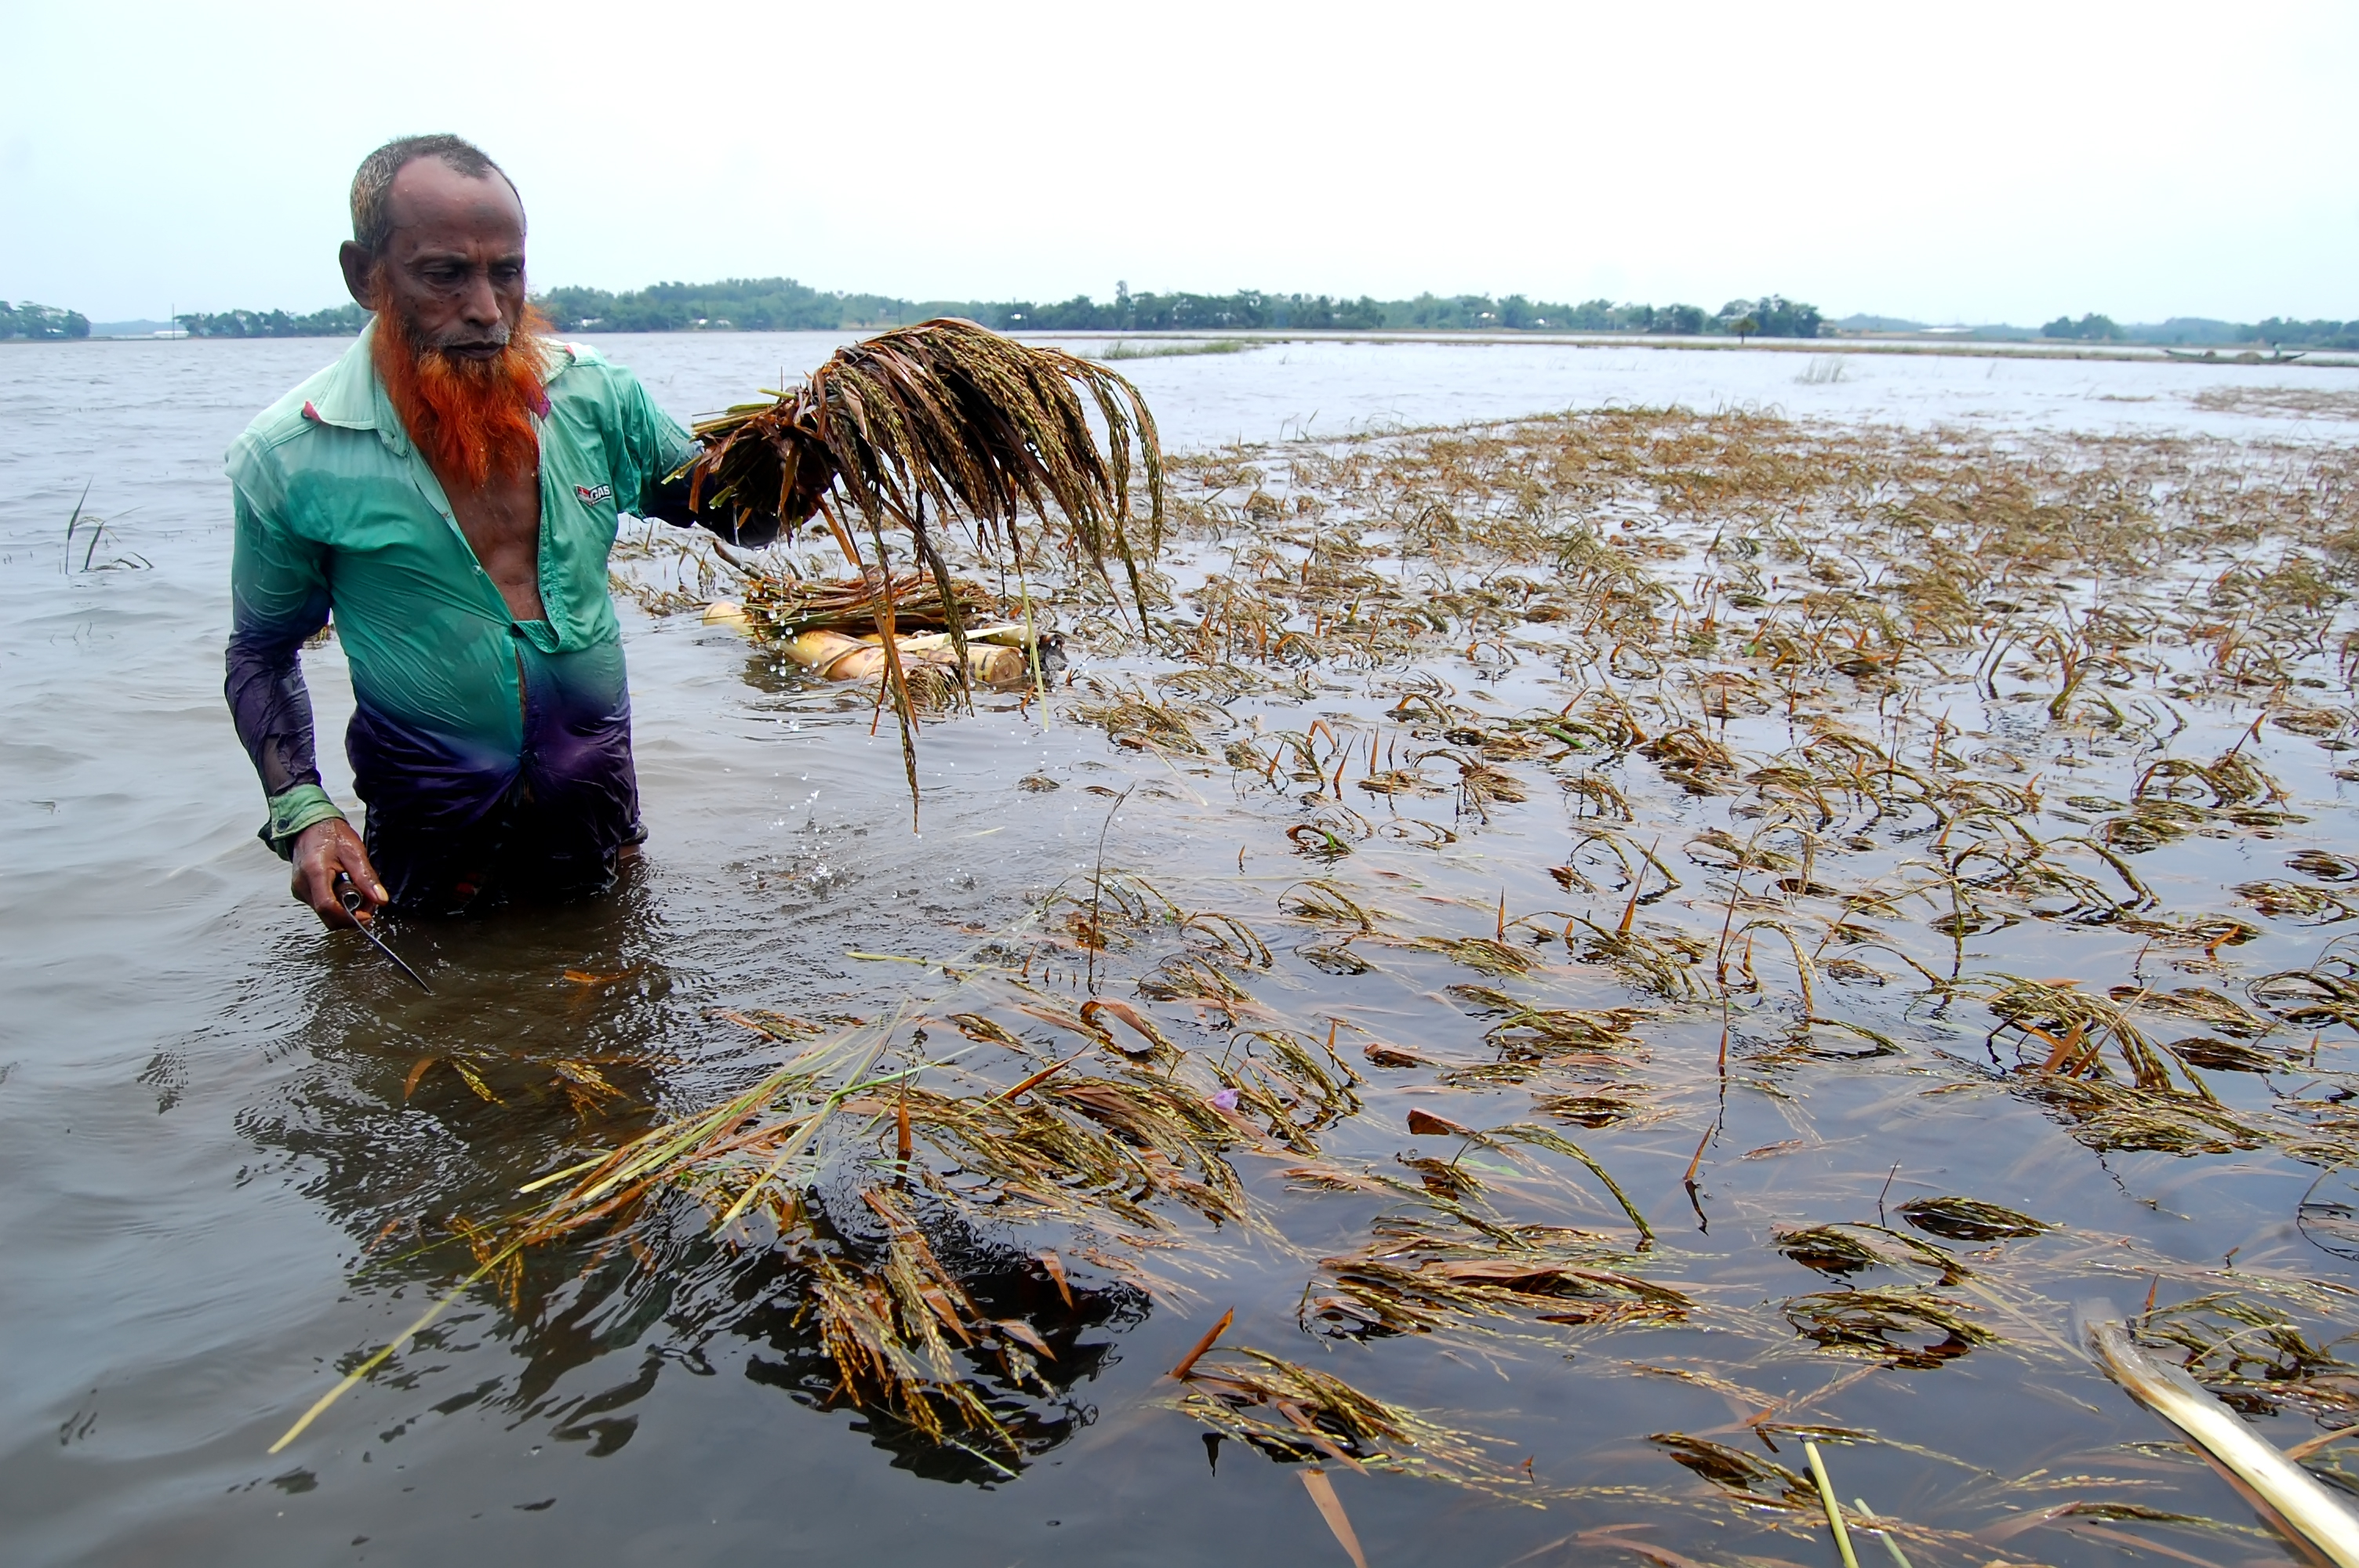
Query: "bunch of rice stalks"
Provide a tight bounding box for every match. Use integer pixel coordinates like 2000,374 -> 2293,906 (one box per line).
896,1067 -> 1261,1234
1775,1222 -> 1968,1284
1307,1220 -> 1690,1340
1984,975 -> 2214,1094
1783,1287 -> 1996,1367
741,566 -> 1001,638
1895,1197 -> 2049,1241
799,1189 -> 1023,1446
687,318 -> 1165,808
691,318 -> 1161,590
1648,1433 -> 1816,1510
2137,1293 -> 2359,1421
1170,1342 -> 1529,1495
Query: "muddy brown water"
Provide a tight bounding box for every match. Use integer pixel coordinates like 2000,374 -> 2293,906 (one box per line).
5,333 -> 2359,1565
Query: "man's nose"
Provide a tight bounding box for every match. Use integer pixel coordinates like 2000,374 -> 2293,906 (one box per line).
460,270 -> 503,326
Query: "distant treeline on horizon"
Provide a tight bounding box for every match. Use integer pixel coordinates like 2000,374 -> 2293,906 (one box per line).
0,300 -> 91,339
32,279 -> 2358,351
168,283 -> 1825,340
529,283 -> 1832,339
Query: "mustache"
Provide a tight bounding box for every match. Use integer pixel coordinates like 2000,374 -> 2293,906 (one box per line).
408,315 -> 515,355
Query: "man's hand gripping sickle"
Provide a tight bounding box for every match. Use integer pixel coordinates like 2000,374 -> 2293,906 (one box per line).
291,818 -> 388,928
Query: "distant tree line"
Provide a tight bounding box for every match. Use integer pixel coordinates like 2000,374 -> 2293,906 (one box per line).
535,278 -> 896,333
2042,311 -> 2359,350
174,303 -> 369,338
532,278 -> 1827,339
32,284 -> 2347,351
0,301 -> 90,339
2248,318 -> 2359,350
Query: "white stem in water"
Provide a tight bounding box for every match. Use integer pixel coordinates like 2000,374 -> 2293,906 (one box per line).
2091,1319 -> 2359,1568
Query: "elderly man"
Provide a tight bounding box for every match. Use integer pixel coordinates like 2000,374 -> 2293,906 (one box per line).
225,134 -> 771,926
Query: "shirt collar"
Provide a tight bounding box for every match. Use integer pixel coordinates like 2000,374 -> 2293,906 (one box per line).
302,321 -> 389,437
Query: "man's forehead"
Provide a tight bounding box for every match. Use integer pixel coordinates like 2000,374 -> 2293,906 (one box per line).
384,158 -> 525,236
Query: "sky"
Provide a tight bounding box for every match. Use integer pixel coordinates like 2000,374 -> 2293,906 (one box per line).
2,0 -> 2353,326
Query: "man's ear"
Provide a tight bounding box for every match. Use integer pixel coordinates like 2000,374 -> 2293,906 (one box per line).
339,242 -> 377,311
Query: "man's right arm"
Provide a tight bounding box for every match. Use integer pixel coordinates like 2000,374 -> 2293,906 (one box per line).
598,358 -> 783,547
225,485 -> 384,925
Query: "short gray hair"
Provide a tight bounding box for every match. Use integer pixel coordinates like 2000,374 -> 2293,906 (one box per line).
349,135 -> 518,256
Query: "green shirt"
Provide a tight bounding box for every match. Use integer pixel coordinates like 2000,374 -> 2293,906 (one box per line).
225,323 -> 697,851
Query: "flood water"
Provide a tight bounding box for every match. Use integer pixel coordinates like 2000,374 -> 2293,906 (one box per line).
5,332 -> 2359,1566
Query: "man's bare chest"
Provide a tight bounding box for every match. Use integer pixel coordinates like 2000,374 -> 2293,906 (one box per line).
445,470 -> 545,618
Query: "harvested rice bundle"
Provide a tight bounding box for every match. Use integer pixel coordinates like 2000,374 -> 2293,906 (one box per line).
740,567 -> 1002,638
687,319 -> 1162,598
685,318 -> 1163,811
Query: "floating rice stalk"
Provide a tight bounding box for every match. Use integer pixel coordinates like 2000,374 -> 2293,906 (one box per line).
1775,1223 -> 1968,1285
1986,975 -> 2214,1096
2136,1291 -> 2359,1421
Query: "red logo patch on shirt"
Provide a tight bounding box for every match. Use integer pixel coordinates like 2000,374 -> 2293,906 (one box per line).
575,482 -> 614,506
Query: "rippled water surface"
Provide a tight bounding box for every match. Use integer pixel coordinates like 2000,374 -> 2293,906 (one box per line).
5,334 -> 2359,1566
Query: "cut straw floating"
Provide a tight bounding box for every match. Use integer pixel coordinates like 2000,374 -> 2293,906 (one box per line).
2089,1317 -> 2359,1568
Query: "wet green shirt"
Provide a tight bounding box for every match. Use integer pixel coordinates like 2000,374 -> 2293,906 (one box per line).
225,324 -> 697,854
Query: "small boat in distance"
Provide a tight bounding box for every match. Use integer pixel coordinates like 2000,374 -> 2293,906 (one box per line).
2163,345 -> 2307,363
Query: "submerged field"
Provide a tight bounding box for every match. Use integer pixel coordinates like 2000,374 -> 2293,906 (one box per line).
543,401 -> 2359,1563
10,336 -> 2359,1565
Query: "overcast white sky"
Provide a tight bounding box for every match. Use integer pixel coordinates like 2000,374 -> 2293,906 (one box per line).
3,0 -> 2351,325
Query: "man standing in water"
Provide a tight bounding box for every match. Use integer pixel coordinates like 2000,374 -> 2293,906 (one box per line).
224,135 -> 767,926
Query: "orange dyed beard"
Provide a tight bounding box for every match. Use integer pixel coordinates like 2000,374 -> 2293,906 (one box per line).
371,286 -> 551,490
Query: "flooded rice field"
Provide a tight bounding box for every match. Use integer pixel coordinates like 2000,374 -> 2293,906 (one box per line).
6,333 -> 2359,1565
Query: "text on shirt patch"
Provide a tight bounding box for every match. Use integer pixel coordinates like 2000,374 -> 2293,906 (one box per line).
575,482 -> 614,506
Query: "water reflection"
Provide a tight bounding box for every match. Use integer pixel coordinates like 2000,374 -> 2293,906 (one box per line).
235,867 -> 1147,1484
239,869 -> 682,1240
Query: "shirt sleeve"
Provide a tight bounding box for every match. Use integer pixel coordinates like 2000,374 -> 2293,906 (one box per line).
224,477 -> 346,856
605,362 -> 700,516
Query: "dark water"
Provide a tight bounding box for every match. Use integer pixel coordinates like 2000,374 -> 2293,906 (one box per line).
4,333 -> 2357,1566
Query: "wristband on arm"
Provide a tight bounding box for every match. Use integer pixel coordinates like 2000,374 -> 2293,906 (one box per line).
262,784 -> 348,859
